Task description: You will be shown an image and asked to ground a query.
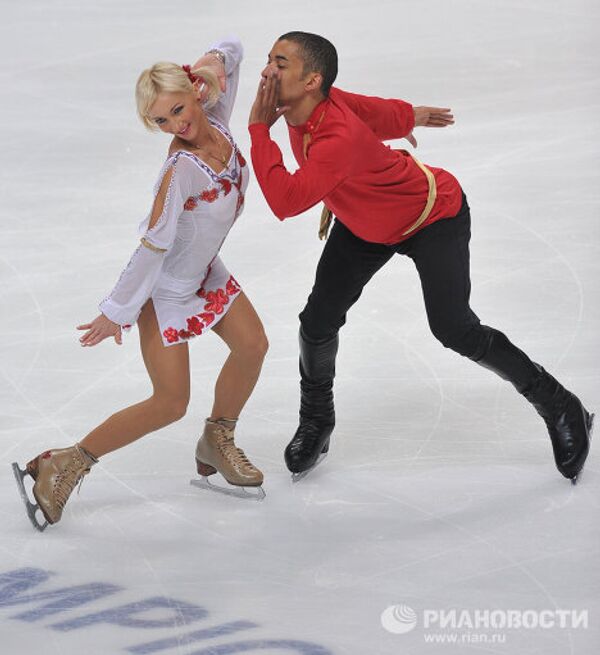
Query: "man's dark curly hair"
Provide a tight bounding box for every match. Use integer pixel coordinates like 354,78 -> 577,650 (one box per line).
278,31 -> 338,96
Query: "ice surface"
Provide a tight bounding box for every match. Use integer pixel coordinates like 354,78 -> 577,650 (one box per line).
1,1 -> 599,653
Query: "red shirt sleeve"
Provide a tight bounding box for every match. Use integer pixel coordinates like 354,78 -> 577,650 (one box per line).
249,122 -> 351,220
330,87 -> 415,141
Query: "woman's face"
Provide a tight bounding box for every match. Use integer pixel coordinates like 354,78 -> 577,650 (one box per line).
149,91 -> 203,142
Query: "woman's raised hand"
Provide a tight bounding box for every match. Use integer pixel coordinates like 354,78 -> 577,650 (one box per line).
191,53 -> 226,93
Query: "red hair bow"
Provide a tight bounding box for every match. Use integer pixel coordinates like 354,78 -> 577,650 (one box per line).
182,64 -> 205,86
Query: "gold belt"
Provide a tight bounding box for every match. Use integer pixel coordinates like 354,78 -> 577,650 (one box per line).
318,149 -> 437,241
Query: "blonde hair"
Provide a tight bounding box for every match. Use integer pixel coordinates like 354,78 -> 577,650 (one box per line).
135,62 -> 220,130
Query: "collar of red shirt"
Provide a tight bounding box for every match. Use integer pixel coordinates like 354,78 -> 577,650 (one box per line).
286,96 -> 329,136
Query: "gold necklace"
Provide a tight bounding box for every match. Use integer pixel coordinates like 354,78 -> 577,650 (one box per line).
206,151 -> 228,166
193,128 -> 229,166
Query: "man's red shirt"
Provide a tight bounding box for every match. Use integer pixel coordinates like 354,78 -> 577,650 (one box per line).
249,87 -> 463,245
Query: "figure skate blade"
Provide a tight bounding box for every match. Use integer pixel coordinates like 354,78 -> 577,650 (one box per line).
190,476 -> 266,501
12,462 -> 48,532
291,451 -> 328,483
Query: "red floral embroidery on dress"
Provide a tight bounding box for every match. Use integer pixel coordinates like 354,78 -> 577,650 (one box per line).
199,311 -> 215,325
200,188 -> 219,203
184,151 -> 245,211
187,316 -> 204,335
164,277 -> 241,344
163,327 -> 179,343
204,288 -> 229,314
226,277 -> 241,295
218,178 -> 232,196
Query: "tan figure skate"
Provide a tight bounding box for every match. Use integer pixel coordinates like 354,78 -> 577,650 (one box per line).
12,444 -> 98,531
190,418 -> 265,500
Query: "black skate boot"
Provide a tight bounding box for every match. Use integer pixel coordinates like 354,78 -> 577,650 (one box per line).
285,328 -> 339,476
473,327 -> 593,483
520,368 -> 593,483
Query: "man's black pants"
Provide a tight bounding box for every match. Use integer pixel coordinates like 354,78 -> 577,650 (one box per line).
299,194 -> 489,359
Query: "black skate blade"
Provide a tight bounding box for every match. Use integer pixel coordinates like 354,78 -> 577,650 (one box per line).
290,452 -> 328,483
12,463 -> 49,532
190,477 -> 266,501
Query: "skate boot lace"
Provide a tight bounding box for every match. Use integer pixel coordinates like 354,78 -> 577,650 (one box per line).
215,430 -> 258,474
53,458 -> 90,510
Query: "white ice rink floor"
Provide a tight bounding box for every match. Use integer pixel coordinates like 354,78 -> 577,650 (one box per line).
1,1 -> 599,653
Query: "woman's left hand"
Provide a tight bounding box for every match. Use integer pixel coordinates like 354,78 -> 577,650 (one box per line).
77,314 -> 122,347
191,53 -> 226,93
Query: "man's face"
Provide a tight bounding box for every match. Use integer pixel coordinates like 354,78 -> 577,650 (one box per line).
262,39 -> 316,106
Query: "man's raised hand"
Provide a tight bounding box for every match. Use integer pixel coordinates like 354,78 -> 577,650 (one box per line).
249,71 -> 290,128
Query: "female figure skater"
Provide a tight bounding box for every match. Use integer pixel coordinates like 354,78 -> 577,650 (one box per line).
14,36 -> 268,531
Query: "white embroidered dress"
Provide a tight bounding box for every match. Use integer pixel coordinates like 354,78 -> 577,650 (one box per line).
99,37 -> 248,347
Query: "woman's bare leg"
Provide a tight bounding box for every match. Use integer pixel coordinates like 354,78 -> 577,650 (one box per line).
209,292 -> 268,420
79,300 -> 190,458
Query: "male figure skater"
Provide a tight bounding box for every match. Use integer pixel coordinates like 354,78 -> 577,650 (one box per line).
248,31 -> 593,481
